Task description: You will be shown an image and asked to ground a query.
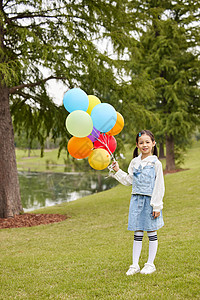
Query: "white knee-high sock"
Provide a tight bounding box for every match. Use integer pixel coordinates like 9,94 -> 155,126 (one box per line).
147,231 -> 158,265
132,231 -> 144,267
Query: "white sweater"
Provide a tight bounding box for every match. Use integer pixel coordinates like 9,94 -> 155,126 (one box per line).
113,154 -> 165,212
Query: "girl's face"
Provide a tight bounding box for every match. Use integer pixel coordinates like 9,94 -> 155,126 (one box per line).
136,134 -> 155,158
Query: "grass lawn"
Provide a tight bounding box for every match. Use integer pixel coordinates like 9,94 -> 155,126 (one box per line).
16,148 -> 69,173
0,142 -> 200,299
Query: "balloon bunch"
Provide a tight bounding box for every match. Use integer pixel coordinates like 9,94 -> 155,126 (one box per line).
64,88 -> 124,170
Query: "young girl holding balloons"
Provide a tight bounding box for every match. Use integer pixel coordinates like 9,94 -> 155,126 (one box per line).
111,130 -> 165,275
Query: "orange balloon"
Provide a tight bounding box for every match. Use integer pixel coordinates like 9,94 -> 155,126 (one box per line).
106,112 -> 124,136
67,137 -> 93,159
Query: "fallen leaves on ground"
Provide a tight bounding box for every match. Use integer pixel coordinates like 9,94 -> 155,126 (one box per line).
0,213 -> 69,229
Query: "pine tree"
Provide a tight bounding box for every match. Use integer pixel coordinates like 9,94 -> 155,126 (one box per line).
125,0 -> 200,170
0,0 -> 130,218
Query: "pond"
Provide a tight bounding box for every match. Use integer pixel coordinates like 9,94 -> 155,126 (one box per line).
18,171 -> 118,212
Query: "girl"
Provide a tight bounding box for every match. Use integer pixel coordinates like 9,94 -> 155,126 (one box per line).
112,130 -> 165,275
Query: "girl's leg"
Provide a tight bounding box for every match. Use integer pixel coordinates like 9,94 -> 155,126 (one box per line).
132,231 -> 144,267
140,231 -> 157,274
147,231 -> 158,265
126,231 -> 144,275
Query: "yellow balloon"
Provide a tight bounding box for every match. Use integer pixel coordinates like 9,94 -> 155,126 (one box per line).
86,95 -> 101,115
88,149 -> 111,170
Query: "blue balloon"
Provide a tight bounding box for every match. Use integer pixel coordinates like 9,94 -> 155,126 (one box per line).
63,88 -> 89,113
91,103 -> 117,133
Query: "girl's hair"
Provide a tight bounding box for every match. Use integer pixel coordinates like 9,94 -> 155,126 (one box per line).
133,130 -> 158,158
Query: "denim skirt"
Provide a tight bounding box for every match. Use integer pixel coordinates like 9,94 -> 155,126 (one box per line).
128,194 -> 164,231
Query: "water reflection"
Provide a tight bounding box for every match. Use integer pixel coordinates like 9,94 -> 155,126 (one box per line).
18,171 -> 118,212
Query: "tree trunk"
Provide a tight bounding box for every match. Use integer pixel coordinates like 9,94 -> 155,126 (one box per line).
166,135 -> 176,171
0,85 -> 23,218
159,142 -> 165,159
28,139 -> 31,157
28,147 -> 31,157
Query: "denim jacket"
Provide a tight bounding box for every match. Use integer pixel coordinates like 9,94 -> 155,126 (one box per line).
113,154 -> 165,212
132,158 -> 157,196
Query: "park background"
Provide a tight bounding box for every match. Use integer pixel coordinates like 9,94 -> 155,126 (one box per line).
0,140 -> 200,299
0,1 -> 200,299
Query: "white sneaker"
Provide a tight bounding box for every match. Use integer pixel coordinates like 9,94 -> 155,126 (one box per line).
126,265 -> 140,276
140,263 -> 156,274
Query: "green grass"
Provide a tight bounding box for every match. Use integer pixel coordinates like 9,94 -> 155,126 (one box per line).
16,148 -> 69,173
1,142 -> 200,299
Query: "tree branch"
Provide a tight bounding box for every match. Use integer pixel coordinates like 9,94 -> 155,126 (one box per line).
8,6 -> 71,21
9,13 -> 59,20
9,76 -> 66,94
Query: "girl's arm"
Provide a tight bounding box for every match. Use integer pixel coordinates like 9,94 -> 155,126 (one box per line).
111,160 -> 134,186
150,161 -> 165,212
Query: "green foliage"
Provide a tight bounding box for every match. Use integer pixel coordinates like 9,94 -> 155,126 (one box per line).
14,131 -> 40,149
0,0 -> 133,152
1,0 -> 200,163
14,130 -> 61,150
121,1 -> 200,164
11,95 -> 69,156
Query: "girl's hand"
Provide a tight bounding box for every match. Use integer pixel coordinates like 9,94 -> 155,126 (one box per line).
153,211 -> 160,219
112,161 -> 119,172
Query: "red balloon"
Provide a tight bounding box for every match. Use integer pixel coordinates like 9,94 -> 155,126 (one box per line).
94,133 -> 117,154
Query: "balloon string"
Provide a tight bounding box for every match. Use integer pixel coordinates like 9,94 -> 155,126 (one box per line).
90,133 -> 115,161
101,133 -> 108,149
92,128 -> 108,149
92,127 -> 99,136
102,134 -> 113,159
102,133 -> 107,144
90,133 -> 109,152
